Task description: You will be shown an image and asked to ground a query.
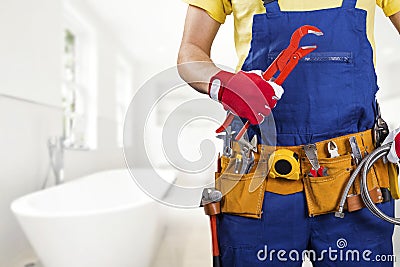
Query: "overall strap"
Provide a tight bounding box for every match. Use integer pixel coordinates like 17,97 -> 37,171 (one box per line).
263,0 -> 281,14
341,0 -> 357,9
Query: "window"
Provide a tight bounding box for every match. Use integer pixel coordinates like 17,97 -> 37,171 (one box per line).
115,56 -> 133,147
62,29 -> 81,146
62,4 -> 97,149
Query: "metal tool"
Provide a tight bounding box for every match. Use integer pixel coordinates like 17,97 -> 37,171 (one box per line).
241,149 -> 254,174
304,144 -> 327,177
200,188 -> 222,267
372,102 -> 389,164
372,102 -> 389,147
201,188 -> 223,206
216,25 -> 324,141
268,149 -> 301,180
237,134 -> 258,153
234,154 -> 243,174
349,136 -> 362,165
304,144 -> 320,171
328,141 -> 340,158
238,135 -> 258,174
216,126 -> 236,157
336,142 -> 400,225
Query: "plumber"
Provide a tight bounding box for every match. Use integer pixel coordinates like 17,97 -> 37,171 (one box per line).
178,0 -> 400,266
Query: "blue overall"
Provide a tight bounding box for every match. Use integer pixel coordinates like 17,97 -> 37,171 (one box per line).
219,0 -> 395,266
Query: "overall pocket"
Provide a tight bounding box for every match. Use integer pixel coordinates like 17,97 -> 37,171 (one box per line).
267,51 -> 355,137
215,156 -> 268,219
303,154 -> 353,216
267,52 -> 353,66
297,52 -> 353,64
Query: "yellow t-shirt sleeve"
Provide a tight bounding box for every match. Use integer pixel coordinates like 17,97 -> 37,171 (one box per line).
182,0 -> 232,24
376,0 -> 400,16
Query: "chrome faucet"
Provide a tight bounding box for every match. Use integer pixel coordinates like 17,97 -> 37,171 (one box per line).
42,136 -> 65,188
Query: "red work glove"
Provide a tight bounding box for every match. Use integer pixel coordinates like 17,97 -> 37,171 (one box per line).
382,128 -> 400,163
208,70 -> 284,125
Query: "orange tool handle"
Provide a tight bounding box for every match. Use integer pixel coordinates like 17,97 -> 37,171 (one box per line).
216,114 -> 250,141
210,215 -> 219,256
210,215 -> 221,267
216,112 -> 235,134
235,121 -> 250,141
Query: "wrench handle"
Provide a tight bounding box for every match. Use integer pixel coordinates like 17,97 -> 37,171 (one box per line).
235,121 -> 251,141
262,51 -> 283,82
216,112 -> 235,133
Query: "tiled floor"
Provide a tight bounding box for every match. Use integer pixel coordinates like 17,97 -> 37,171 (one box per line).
151,208 -> 212,267
150,207 -> 314,267
152,208 -> 211,267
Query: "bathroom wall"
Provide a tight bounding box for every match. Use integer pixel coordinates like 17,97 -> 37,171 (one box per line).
375,8 -> 400,129
0,0 -> 63,107
0,1 -> 63,266
0,0 -> 137,266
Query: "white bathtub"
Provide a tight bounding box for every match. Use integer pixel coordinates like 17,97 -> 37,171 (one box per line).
11,168 -> 176,267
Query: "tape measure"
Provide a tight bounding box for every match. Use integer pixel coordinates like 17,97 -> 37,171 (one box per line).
268,149 -> 301,180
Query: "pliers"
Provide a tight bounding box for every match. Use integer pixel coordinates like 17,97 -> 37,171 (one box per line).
216,25 -> 324,141
304,144 -> 328,177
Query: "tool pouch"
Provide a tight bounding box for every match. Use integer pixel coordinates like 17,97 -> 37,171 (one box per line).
302,131 -> 394,216
303,154 -> 353,216
215,156 -> 268,219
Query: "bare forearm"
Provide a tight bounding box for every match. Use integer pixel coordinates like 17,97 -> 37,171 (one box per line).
389,11 -> 400,33
177,43 -> 220,94
177,5 -> 223,94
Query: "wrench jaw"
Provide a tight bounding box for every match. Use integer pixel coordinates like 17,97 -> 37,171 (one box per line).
290,25 -> 324,48
297,46 -> 317,57
308,29 -> 324,36
216,126 -> 236,157
224,135 -> 258,175
237,135 -> 258,153
236,135 -> 258,174
264,25 -> 323,84
240,153 -> 255,174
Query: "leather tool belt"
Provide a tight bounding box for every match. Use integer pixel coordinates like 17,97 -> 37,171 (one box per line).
215,129 -> 396,219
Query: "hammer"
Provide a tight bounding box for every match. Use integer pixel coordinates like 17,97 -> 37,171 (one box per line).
200,188 -> 223,267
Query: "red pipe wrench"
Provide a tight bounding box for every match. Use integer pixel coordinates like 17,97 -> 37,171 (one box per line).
216,25 -> 323,141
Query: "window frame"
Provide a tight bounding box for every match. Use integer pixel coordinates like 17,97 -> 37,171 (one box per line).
62,2 -> 98,150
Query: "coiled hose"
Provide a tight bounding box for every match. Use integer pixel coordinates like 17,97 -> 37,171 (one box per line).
335,142 -> 400,225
